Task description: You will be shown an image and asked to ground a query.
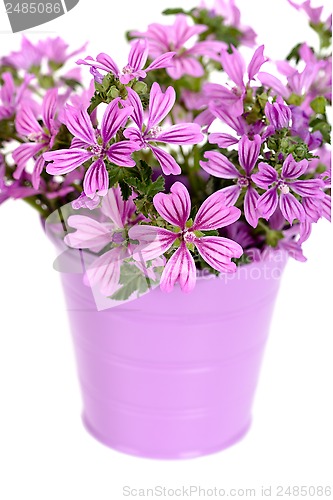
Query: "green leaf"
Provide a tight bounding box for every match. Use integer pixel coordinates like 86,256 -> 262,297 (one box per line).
119,180 -> 132,201
110,262 -> 151,301
162,8 -> 187,15
146,176 -> 165,197
310,96 -> 327,115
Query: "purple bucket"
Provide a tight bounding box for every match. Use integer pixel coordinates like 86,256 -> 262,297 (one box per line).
58,250 -> 287,459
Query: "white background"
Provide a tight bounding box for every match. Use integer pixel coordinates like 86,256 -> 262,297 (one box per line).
0,1 -> 332,499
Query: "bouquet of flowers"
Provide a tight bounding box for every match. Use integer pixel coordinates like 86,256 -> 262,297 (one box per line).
0,0 -> 331,300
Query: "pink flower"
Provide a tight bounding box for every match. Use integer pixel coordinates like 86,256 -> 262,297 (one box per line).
64,187 -> 162,296
44,99 -> 138,199
265,97 -> 292,130
13,89 -> 60,189
200,135 -> 262,227
129,182 -> 242,293
0,72 -> 35,120
77,39 -> 175,85
124,83 -> 204,175
252,154 -> 325,225
131,15 -> 226,80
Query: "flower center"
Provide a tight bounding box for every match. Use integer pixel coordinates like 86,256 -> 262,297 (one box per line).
28,132 -> 45,142
149,126 -> 163,139
111,231 -> 125,244
183,229 -> 196,243
122,64 -> 135,75
91,144 -> 104,156
237,176 -> 249,188
278,182 -> 290,194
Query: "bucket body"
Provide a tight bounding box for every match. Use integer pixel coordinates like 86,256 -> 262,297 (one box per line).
60,252 -> 287,459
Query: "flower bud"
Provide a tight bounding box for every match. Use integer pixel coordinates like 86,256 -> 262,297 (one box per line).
132,81 -> 148,95
265,97 -> 292,130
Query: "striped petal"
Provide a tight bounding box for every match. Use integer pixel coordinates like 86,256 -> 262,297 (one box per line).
153,181 -> 191,228
160,243 -> 196,293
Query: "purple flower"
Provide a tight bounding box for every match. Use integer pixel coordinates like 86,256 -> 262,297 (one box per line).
129,182 -> 242,293
77,39 -> 175,85
44,99 -> 138,199
64,187 -> 162,296
38,37 -> 87,67
1,37 -> 42,70
287,0 -> 325,24
252,154 -> 325,225
208,103 -> 271,147
131,15 -> 226,80
200,135 -> 261,227
13,89 -> 60,189
123,83 -> 204,175
199,0 -> 257,47
265,97 -> 292,130
0,72 -> 35,120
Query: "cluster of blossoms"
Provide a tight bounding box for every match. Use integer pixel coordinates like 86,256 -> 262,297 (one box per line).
0,0 -> 331,299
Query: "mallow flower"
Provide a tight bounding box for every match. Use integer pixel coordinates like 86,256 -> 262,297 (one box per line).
131,15 -> 226,80
77,39 -> 175,85
44,99 -> 139,199
252,154 -> 325,224
200,135 -> 262,227
129,182 -> 243,293
124,83 -> 204,175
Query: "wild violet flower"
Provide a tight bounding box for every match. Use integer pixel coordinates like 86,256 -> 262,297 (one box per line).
200,135 -> 262,227
124,83 -> 204,175
13,89 -> 60,189
131,15 -> 226,80
77,39 -> 175,85
129,182 -> 242,293
252,154 -> 325,224
44,99 -> 138,199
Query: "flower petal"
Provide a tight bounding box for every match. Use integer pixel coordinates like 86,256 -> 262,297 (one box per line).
101,99 -> 133,145
128,39 -> 149,70
155,123 -> 203,145
200,151 -> 239,179
129,225 -> 178,261
257,72 -> 290,98
64,214 -> 111,252
107,141 -> 138,167
282,154 -> 308,179
252,162 -> 278,188
86,248 -> 122,297
12,143 -> 45,179
147,83 -> 175,130
279,192 -> 306,224
15,106 -> 43,137
248,45 -> 267,80
244,185 -> 260,228
149,146 -> 181,175
218,185 -> 241,207
257,187 -> 279,219
238,134 -> 261,175
44,148 -> 93,175
146,52 -> 176,72
194,236 -> 243,273
153,181 -> 190,228
31,155 -> 45,190
42,88 -> 58,132
65,106 -> 97,145
221,45 -> 246,88
126,87 -> 144,129
291,179 -> 325,198
193,191 -> 241,230
208,133 -> 238,148
160,243 -> 196,293
83,158 -> 108,198
101,186 -> 136,229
